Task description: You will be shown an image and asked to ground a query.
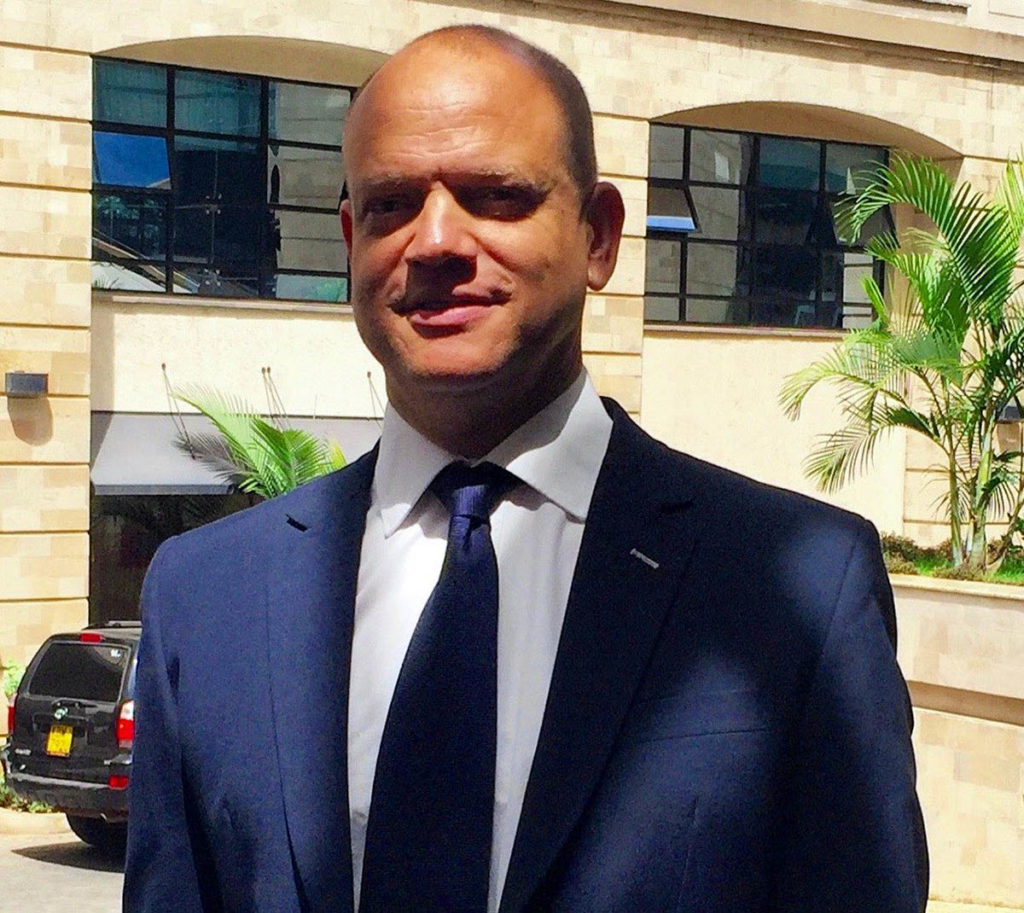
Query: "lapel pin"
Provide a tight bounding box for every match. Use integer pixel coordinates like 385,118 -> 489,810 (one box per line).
630,548 -> 660,570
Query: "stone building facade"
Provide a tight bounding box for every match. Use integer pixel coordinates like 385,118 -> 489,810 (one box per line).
1,0 -> 1022,908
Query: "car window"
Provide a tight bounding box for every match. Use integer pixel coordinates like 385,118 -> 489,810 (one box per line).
27,642 -> 130,702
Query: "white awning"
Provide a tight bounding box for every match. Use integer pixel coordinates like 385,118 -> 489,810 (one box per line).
90,412 -> 380,495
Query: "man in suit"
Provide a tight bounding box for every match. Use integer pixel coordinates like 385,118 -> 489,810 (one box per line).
125,25 -> 928,913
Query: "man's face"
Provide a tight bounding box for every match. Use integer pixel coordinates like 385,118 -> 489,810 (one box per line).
341,42 -> 614,408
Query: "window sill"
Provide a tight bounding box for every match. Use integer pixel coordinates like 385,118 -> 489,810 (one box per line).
91,289 -> 354,317
643,322 -> 845,340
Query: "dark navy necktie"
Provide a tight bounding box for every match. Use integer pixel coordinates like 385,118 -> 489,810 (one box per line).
359,461 -> 518,913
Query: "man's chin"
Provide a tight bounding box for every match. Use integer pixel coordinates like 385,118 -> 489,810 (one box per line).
399,362 -> 508,394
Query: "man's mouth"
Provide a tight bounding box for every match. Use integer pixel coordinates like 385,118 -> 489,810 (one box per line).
405,300 -> 497,329
397,294 -> 508,329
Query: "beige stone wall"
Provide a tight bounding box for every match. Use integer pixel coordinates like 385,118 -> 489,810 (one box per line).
0,22 -> 91,678
641,327 -> 910,532
895,577 -> 1024,911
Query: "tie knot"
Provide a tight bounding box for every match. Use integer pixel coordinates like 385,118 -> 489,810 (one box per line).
430,461 -> 517,523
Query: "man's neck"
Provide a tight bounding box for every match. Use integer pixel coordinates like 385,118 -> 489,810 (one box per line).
386,365 -> 582,460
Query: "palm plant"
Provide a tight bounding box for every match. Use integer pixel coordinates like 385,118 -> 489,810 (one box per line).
174,386 -> 346,500
780,155 -> 1024,569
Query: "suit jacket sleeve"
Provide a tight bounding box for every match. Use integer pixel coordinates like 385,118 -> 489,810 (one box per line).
123,539 -> 221,913
772,520 -> 928,912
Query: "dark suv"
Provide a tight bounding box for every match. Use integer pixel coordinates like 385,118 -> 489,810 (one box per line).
1,621 -> 140,851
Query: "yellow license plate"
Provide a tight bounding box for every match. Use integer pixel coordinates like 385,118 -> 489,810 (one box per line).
46,724 -> 73,757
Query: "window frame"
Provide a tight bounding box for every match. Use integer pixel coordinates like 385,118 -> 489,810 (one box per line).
644,124 -> 892,330
91,57 -> 353,304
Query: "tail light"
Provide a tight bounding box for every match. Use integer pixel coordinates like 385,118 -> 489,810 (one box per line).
6,694 -> 14,736
108,774 -> 130,790
117,700 -> 134,749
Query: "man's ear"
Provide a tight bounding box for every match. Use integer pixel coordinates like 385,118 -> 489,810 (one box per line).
340,198 -> 354,250
585,181 -> 625,292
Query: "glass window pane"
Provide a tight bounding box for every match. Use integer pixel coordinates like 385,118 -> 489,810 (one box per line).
175,69 -> 260,136
174,263 -> 259,298
690,131 -> 752,185
686,243 -> 750,298
689,186 -> 744,240
268,145 -> 344,208
174,136 -> 261,205
684,298 -> 748,325
754,189 -> 818,244
273,210 -> 346,272
93,132 -> 170,188
648,186 -> 693,218
269,82 -> 349,146
93,193 -> 166,260
174,203 -> 262,266
269,274 -> 348,302
649,124 -> 684,180
644,295 -> 681,322
749,298 -> 817,328
826,143 -> 885,194
28,642 -> 128,702
645,238 -> 681,295
823,250 -> 875,305
92,260 -> 167,292
94,59 -> 166,128
759,138 -> 820,190
828,197 -> 893,246
755,245 -> 818,300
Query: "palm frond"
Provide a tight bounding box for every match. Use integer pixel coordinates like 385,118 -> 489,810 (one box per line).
173,385 -> 345,500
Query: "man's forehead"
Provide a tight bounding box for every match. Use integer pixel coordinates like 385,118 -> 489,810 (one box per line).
347,36 -> 552,140
361,33 -> 535,102
344,41 -> 567,183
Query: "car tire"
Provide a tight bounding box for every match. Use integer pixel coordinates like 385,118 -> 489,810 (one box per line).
65,814 -> 127,854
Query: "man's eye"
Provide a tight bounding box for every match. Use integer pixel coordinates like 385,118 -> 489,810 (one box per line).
462,187 -> 540,219
363,197 -> 412,217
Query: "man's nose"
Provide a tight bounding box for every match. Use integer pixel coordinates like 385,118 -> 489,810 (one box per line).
404,188 -> 478,266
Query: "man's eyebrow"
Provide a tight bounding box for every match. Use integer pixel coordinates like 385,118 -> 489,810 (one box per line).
355,171 -> 555,192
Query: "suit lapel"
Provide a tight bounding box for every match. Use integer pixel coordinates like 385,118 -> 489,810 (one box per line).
500,406 -> 703,913
266,448 -> 377,913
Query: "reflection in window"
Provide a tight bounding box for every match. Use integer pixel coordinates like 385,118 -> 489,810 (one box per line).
93,194 -> 166,259
93,59 -> 167,128
267,145 -> 345,208
759,138 -> 819,190
92,58 -> 352,303
93,133 -> 170,188
175,70 -> 260,136
645,125 -> 892,329
269,81 -> 349,146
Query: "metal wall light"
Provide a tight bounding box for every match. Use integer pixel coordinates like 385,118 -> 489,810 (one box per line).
997,401 -> 1022,423
4,372 -> 49,398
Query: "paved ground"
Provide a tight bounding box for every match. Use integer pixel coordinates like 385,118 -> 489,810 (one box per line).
0,828 -> 124,912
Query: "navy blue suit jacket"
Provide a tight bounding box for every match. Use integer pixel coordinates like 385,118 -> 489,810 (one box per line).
124,401 -> 928,912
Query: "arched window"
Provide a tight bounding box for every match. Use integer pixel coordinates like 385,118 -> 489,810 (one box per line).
92,58 -> 352,303
644,124 -> 894,329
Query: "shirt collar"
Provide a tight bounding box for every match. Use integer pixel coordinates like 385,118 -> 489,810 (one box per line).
374,371 -> 613,537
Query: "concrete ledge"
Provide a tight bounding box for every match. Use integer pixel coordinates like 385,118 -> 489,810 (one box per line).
892,573 -> 1024,604
928,902 -> 1024,913
0,806 -> 69,835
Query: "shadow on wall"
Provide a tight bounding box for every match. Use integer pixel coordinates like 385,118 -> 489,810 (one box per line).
6,397 -> 54,446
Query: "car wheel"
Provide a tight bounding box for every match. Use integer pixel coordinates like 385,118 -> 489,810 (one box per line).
65,814 -> 127,854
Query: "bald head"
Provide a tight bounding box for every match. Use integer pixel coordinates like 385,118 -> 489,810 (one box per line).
345,26 -> 598,201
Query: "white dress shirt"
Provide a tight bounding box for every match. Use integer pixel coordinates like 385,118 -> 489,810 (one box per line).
348,371 -> 613,912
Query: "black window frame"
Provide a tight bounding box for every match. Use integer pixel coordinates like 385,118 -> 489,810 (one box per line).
644,125 -> 893,330
91,57 -> 353,304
